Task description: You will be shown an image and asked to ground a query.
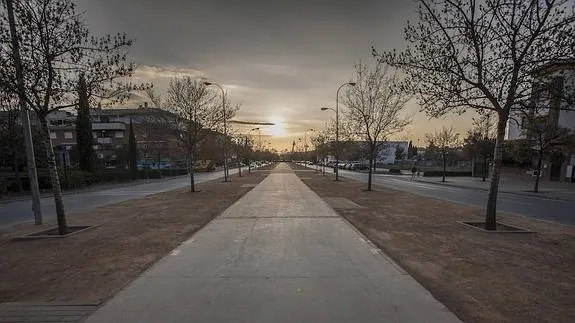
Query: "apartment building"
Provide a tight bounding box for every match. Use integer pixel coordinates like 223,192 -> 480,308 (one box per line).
506,61 -> 575,181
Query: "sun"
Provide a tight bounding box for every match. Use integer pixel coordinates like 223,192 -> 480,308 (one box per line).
269,116 -> 287,137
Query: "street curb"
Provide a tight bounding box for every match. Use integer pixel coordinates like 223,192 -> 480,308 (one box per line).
413,178 -> 575,202
0,175 -> 189,205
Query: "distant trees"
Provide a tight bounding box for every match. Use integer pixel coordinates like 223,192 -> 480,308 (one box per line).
425,126 -> 460,183
310,129 -> 330,174
407,140 -> 418,159
463,113 -> 496,181
343,61 -> 411,191
394,145 -> 406,160
374,0 -> 575,229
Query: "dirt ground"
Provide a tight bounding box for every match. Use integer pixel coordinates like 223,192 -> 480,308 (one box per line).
292,164 -> 575,323
0,167 -> 272,303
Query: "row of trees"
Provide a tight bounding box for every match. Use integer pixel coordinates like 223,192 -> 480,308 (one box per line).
372,0 -> 575,230
309,0 -> 575,230
1,0 -> 139,234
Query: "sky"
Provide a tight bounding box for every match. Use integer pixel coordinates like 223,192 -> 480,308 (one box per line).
77,0 -> 474,150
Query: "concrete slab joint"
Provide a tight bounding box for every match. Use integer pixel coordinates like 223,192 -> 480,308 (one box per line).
85,163 -> 461,323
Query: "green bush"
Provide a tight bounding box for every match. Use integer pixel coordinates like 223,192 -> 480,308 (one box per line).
388,168 -> 402,174
60,169 -> 99,188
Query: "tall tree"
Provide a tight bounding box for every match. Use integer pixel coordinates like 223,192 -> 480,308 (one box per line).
0,0 -> 136,234
343,61 -> 411,191
310,129 -> 330,174
374,0 -> 575,230
425,126 -> 460,183
75,73 -> 94,172
146,77 -> 236,192
395,145 -> 406,160
127,118 -> 138,180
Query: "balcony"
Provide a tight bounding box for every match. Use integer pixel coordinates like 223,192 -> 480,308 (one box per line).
92,122 -> 126,131
97,137 -> 112,144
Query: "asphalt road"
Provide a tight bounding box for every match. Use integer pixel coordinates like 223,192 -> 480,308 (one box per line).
0,169 -> 238,228
324,167 -> 574,226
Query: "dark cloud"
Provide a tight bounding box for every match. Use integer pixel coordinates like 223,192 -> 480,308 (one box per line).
76,0 -> 469,148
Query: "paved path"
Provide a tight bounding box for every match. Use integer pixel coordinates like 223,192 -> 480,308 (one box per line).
85,163 -> 460,323
314,167 -> 575,226
0,169 -> 237,228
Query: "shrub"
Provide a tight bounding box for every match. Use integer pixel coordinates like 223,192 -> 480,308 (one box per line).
423,170 -> 472,177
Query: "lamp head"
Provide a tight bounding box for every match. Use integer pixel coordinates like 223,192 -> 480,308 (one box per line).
203,81 -> 213,86
320,107 -> 329,111
348,82 -> 357,86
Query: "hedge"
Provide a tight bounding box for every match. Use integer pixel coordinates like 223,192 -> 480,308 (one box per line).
0,168 -> 189,193
423,170 -> 472,177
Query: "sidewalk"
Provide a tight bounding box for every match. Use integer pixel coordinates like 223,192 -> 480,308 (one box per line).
415,176 -> 575,201
85,163 -> 460,323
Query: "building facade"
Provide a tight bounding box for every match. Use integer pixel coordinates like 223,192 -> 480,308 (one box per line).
505,61 -> 575,181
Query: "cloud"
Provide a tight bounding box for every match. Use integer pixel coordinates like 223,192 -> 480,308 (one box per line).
133,65 -> 206,80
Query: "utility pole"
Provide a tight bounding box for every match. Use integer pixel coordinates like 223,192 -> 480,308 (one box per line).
6,0 -> 43,224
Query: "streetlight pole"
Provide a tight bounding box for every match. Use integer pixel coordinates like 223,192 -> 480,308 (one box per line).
321,82 -> 356,181
6,0 -> 43,224
250,127 -> 260,171
204,81 -> 229,182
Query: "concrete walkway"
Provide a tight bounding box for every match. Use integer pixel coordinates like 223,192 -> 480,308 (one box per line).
85,163 -> 460,323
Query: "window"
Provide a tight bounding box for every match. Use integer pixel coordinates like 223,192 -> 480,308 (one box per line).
64,132 -> 73,139
49,132 -> 57,139
115,131 -> 124,138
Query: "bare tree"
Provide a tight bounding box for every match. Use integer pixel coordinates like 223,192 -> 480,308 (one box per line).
0,0 -> 136,234
463,112 -> 496,181
374,0 -> 575,229
0,92 -> 23,192
343,61 -> 411,191
519,114 -> 575,192
146,77 -> 236,192
310,128 -> 330,174
425,126 -> 461,183
230,132 -> 253,177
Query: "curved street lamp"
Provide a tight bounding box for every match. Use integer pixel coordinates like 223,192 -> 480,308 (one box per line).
321,81 -> 356,181
203,81 -> 229,182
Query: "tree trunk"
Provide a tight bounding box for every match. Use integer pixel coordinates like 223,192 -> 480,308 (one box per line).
39,116 -> 68,235
534,152 -> 542,193
367,155 -> 373,191
189,150 -> 196,192
442,152 -> 446,182
485,116 -> 507,230
482,155 -> 487,182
